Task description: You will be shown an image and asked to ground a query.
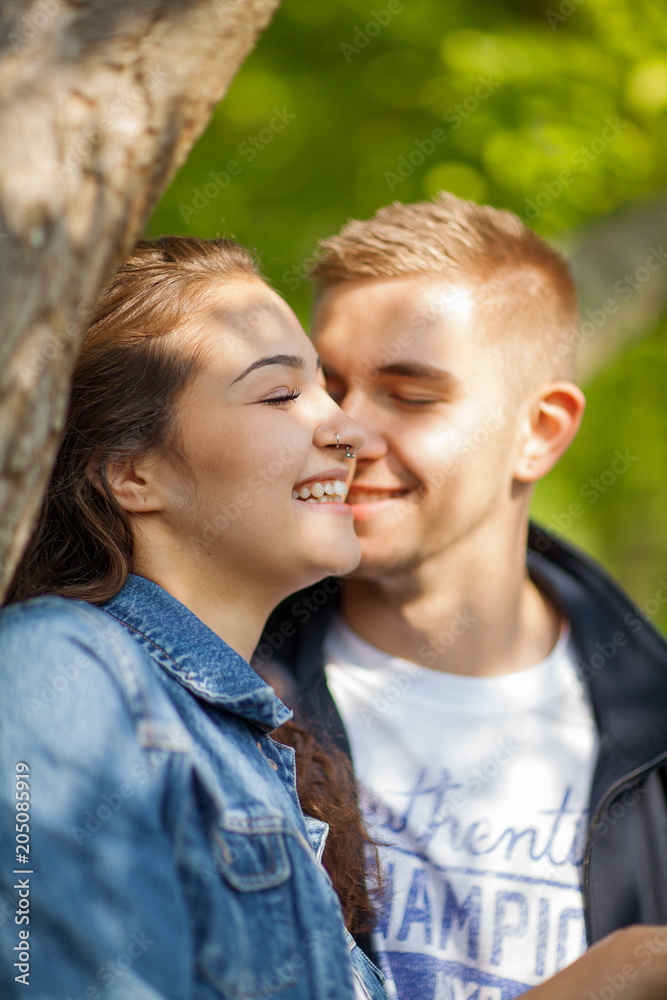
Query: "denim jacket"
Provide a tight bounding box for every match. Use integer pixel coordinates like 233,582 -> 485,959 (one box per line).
0,574 -> 386,1000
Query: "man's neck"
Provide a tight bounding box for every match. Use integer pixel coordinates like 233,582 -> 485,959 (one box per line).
340,525 -> 561,678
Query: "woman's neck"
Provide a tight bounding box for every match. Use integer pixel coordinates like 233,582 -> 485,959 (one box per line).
131,548 -> 275,662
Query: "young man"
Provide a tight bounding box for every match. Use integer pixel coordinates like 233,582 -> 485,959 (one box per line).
259,194 -> 667,999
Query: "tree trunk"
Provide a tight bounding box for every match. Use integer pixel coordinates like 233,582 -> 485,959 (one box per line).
0,0 -> 282,600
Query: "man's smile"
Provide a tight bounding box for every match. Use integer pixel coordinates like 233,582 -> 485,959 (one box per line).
346,484 -> 412,504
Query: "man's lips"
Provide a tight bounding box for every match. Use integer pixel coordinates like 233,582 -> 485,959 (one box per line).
346,485 -> 413,504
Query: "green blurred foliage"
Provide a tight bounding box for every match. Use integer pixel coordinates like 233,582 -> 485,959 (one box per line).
531,314 -> 667,632
147,0 -> 667,629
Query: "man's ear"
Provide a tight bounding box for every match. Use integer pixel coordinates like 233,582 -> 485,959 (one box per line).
88,457 -> 164,513
514,382 -> 586,483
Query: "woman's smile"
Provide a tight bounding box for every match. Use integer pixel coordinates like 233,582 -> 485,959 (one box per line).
147,278 -> 365,608
292,469 -> 350,505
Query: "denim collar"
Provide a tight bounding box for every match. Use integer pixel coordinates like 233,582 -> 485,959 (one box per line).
102,574 -> 291,731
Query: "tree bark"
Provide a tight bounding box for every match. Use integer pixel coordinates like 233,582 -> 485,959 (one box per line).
0,0 -> 282,600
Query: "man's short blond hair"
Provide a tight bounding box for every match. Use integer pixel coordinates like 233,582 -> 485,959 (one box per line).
309,192 -> 580,384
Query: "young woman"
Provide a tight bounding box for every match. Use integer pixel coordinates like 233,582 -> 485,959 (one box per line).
0,237 -> 385,999
2,237 -> 665,1000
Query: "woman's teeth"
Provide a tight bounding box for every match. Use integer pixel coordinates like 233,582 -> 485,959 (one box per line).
292,480 -> 347,503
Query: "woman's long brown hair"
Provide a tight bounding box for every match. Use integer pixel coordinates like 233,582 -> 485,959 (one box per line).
6,236 -> 379,934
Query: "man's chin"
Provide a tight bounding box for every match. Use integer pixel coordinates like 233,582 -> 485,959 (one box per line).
348,545 -> 419,581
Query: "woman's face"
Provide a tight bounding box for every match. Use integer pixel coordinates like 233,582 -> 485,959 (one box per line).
152,277 -> 365,599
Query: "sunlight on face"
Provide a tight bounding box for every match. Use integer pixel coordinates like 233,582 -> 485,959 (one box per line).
150,277 -> 364,599
312,275 -> 521,577
425,285 -> 475,326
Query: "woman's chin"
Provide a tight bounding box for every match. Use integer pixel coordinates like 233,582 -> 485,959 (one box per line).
298,539 -> 362,590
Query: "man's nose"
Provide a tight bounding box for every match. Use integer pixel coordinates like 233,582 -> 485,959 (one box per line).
334,410 -> 366,455
339,391 -> 388,462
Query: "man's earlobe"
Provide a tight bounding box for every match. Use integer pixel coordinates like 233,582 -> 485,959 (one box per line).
514,382 -> 586,483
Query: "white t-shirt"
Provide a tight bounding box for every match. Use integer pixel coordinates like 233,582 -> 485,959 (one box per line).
324,617 -> 599,1000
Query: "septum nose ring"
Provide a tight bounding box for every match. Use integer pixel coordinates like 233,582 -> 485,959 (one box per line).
335,432 -> 355,460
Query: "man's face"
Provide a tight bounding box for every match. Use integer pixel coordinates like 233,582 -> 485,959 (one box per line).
312,275 -> 526,579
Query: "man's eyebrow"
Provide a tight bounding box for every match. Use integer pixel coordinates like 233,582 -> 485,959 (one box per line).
231,354 -> 305,386
373,362 -> 459,384
322,361 -> 458,384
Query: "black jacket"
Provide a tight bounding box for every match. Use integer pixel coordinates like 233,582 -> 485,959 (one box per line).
259,524 -> 667,945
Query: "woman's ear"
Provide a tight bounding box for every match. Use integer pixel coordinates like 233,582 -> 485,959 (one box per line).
88,457 -> 165,513
514,381 -> 586,483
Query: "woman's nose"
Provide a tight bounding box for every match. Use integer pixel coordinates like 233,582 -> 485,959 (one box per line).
313,409 -> 365,456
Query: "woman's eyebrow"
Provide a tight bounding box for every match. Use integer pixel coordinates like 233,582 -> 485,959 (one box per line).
231,354 -> 305,385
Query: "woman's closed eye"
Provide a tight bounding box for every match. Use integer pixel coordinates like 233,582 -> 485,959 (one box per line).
260,388 -> 302,406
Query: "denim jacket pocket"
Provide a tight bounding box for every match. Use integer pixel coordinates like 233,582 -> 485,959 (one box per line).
198,819 -> 300,998
213,824 -> 292,891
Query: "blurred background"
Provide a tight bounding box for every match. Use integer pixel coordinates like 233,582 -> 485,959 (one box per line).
146,0 -> 667,632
